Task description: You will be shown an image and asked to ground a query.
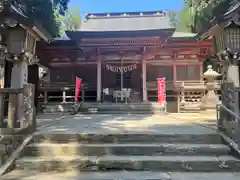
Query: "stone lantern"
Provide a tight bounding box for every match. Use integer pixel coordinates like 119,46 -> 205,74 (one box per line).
0,1 -> 51,130
200,65 -> 221,110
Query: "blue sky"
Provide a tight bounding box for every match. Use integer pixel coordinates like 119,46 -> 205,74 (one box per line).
69,0 -> 184,15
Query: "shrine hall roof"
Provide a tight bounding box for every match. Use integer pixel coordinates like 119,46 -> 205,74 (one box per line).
53,11 -> 197,42
66,29 -> 174,40
79,10 -> 174,31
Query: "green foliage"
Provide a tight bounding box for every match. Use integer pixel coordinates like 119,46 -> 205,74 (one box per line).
17,0 -> 70,37
177,0 -> 230,33
57,7 -> 81,35
194,0 -> 230,33
176,0 -> 194,33
168,11 -> 178,28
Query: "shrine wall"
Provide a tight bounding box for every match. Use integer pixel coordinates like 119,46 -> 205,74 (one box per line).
49,65 -> 97,87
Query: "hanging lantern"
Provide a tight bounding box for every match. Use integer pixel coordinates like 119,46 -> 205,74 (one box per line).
224,23 -> 240,51
214,22 -> 240,52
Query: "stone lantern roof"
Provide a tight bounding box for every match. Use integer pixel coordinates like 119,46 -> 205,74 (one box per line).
203,65 -> 221,78
0,0 -> 52,42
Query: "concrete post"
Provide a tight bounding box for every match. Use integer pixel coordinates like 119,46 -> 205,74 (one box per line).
97,56 -> 102,102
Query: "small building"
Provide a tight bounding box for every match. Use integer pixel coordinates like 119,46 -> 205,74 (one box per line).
37,11 -> 212,112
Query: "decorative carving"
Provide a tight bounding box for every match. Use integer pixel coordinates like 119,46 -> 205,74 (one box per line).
22,84 -> 35,129
21,51 -> 39,65
220,49 -> 240,65
171,52 -> 178,58
221,82 -> 237,112
198,48 -> 209,58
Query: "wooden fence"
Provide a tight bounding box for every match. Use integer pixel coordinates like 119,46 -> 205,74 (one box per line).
217,82 -> 240,149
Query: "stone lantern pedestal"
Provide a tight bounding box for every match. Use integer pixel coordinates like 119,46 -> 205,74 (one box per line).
200,65 -> 221,110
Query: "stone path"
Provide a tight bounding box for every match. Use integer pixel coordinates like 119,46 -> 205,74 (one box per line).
2,170 -> 240,180
35,113 -> 217,134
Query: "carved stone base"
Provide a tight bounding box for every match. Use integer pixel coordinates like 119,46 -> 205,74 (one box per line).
200,90 -> 219,110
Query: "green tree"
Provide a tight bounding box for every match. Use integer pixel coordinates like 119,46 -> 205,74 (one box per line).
176,0 -> 194,33
177,0 -> 230,33
194,0 -> 230,33
17,0 -> 71,37
58,7 -> 81,35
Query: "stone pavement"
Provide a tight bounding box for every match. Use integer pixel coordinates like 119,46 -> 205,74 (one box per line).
35,113 -> 217,135
2,170 -> 240,180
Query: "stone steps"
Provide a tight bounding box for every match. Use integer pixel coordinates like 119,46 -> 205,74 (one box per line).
22,143 -> 230,157
15,155 -> 240,172
3,171 -> 240,180
33,133 -> 222,144
41,103 -> 166,114
13,133 -> 238,173
3,131 -> 239,177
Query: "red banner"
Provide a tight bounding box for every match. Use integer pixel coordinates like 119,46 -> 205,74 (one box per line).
157,77 -> 166,104
75,77 -> 82,102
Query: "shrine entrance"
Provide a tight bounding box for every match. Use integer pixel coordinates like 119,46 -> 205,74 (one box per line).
102,58 -> 142,102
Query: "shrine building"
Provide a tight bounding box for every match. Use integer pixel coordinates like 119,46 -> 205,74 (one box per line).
37,11 -> 212,112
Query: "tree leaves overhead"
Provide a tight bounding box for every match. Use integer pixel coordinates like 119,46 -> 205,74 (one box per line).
57,7 -> 81,35
176,0 -> 194,33
17,0 -> 71,37
177,0 -> 230,33
52,0 -> 70,14
194,0 -> 230,33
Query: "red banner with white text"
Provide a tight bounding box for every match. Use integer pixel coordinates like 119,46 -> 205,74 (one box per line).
75,77 -> 82,102
157,77 -> 166,104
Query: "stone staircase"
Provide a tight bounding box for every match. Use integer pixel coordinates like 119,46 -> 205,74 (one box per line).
2,133 -> 240,179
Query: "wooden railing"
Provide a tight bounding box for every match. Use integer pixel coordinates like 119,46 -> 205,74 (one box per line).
147,81 -> 174,91
39,83 -> 97,104
175,81 -> 205,90
217,104 -> 240,150
147,80 -> 221,112
217,82 -> 240,151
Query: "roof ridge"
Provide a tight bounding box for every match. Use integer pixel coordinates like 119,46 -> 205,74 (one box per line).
85,10 -> 169,19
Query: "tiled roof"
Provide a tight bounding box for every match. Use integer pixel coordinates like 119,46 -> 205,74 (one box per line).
54,33 -> 71,41
172,32 -> 196,38
79,10 -> 174,32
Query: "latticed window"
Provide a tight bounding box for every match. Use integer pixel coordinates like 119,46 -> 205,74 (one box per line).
146,65 -> 173,81
176,65 -> 200,81
215,29 -> 226,51
225,27 -> 240,50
